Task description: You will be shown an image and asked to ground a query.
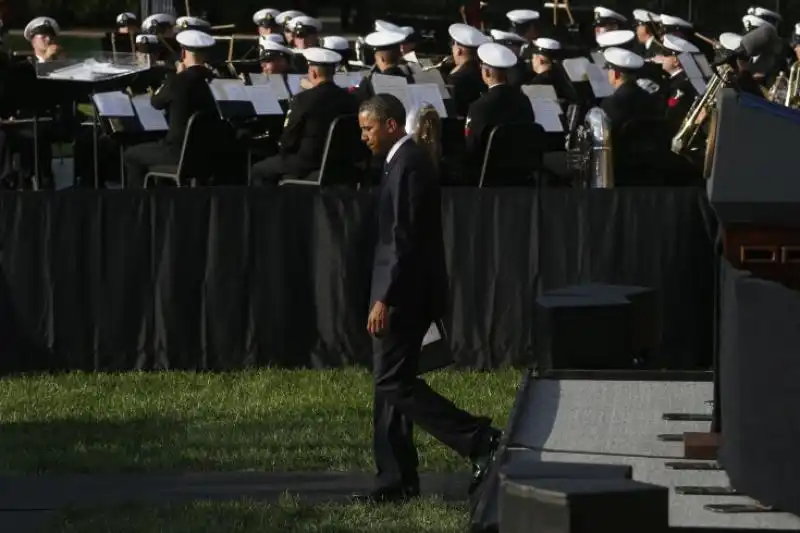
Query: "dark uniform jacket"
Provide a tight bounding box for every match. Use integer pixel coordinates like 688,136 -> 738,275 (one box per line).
371,138 -> 448,323
508,59 -> 532,88
447,59 -> 486,117
279,80 -> 358,172
664,69 -> 697,137
601,78 -> 661,134
151,64 -> 217,148
464,83 -> 536,164
530,65 -> 579,104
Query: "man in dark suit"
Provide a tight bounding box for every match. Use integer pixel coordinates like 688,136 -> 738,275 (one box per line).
250,47 -> 357,185
464,42 -> 536,170
124,29 -> 218,188
357,93 -> 501,503
659,34 -> 699,138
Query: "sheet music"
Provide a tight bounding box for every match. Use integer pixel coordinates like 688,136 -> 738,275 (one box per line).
334,72 -> 366,89
413,69 -> 451,99
693,53 -> 713,78
377,86 -> 411,110
531,100 -> 564,132
92,91 -> 135,117
521,84 -> 559,103
266,74 -> 291,100
689,77 -> 708,94
422,322 -> 442,347
244,85 -> 284,116
372,73 -> 409,88
210,80 -> 249,101
407,83 -> 448,117
404,51 -> 420,64
562,57 -> 590,82
585,63 -> 614,98
286,74 -> 305,95
131,95 -> 168,131
680,53 -> 704,81
591,51 -> 606,68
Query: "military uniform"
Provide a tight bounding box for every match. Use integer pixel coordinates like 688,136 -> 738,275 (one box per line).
507,58 -> 532,88
448,60 -> 487,117
601,79 -> 661,132
664,70 -> 697,137
250,80 -> 358,184
124,63 -> 217,188
464,83 -> 535,165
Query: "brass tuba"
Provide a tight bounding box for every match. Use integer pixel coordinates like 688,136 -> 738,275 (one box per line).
671,64 -> 732,156
569,107 -> 614,188
785,61 -> 800,108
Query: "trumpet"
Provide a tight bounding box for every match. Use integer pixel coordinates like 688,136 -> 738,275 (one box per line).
671,63 -> 733,156
422,56 -> 453,72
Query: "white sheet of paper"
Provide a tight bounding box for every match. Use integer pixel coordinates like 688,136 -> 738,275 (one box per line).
334,72 -> 365,89
131,95 -> 168,131
407,83 -> 448,117
249,73 -> 267,86
422,322 -> 442,347
591,51 -> 606,68
531,100 -> 564,132
372,73 -> 409,88
562,57 -> 590,82
521,84 -> 559,102
404,51 -> 420,64
266,74 -> 291,100
244,85 -> 284,115
413,69 -> 451,99
376,85 -> 411,111
585,63 -> 614,98
689,76 -> 707,94
679,52 -> 704,81
209,80 -> 249,101
693,53 -> 713,78
92,91 -> 135,117
286,74 -> 305,95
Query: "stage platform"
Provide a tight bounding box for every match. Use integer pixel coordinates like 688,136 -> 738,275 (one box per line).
472,375 -> 800,532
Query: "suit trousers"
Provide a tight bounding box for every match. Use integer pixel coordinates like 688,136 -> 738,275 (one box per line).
372,310 -> 489,490
124,141 -> 179,188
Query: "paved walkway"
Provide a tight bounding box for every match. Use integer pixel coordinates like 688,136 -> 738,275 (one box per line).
0,471 -> 470,532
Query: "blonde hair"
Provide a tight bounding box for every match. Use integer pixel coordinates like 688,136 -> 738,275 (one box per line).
409,104 -> 442,172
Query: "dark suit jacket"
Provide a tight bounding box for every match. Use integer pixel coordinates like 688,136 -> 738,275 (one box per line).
370,138 -> 448,323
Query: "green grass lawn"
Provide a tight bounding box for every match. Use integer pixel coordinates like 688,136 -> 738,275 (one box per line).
54,495 -> 469,533
0,368 -> 520,474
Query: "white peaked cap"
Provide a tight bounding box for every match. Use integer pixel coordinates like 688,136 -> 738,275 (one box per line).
596,29 -> 635,47
661,33 -> 700,54
719,32 -> 743,51
116,12 -> 137,25
253,8 -> 280,24
289,15 -> 322,31
176,16 -> 211,30
303,47 -> 343,65
632,9 -> 658,23
533,37 -> 562,51
375,19 -> 400,32
276,10 -> 304,25
136,34 -> 158,45
506,9 -> 540,24
260,39 -> 293,55
753,7 -> 781,20
175,29 -> 216,49
743,14 -> 772,28
490,30 -> 527,43
660,14 -> 693,28
260,33 -> 285,44
24,16 -> 60,40
595,6 -> 627,22
449,23 -> 491,47
603,47 -> 644,69
365,30 -> 406,48
322,36 -> 350,51
142,13 -> 175,32
795,23 -> 800,36
477,42 -> 517,68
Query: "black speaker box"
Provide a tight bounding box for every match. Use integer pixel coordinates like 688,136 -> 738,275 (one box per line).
499,477 -> 669,533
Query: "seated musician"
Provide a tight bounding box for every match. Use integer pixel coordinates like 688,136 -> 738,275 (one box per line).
249,47 -> 358,185
632,9 -> 660,59
24,17 -> 60,63
277,10 -> 305,47
529,38 -> 578,103
353,31 -> 413,100
253,8 -> 281,36
593,7 -> 627,36
660,34 -> 699,138
659,14 -> 693,41
464,42 -> 535,172
116,12 -> 138,34
141,13 -> 176,38
596,30 -> 666,102
288,16 -> 321,50
446,24 -> 492,117
320,36 -> 356,71
505,9 -> 540,48
490,30 -> 529,87
375,21 -> 419,58
123,30 -> 218,188
717,32 -> 764,98
600,47 -> 661,134
259,39 -> 294,75
175,16 -> 211,33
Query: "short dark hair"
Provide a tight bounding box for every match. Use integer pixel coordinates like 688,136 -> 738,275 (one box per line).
311,64 -> 336,79
358,94 -> 406,125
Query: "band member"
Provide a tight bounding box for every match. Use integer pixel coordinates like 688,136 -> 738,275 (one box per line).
529,38 -> 578,104
259,39 -> 294,75
356,92 -> 501,503
464,42 -> 535,170
594,6 -> 627,35
276,10 -> 305,47
253,8 -> 281,36
632,9 -> 661,59
288,16 -> 322,50
659,14 -> 693,38
747,6 -> 782,27
660,34 -> 699,137
601,47 -> 661,133
320,36 -> 356,70
24,17 -> 60,63
490,29 -> 528,87
116,12 -> 138,34
141,13 -> 176,37
596,29 -> 666,98
506,9 -> 539,45
175,16 -> 212,33
718,32 -> 764,98
353,31 -> 413,101
123,30 -> 218,188
447,23 -> 491,117
375,20 -> 419,58
249,48 -> 358,185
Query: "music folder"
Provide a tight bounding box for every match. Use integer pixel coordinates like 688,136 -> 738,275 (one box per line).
209,79 -> 284,120
92,91 -> 168,133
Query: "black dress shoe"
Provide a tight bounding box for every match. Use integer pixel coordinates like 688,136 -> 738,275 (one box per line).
469,427 -> 502,494
351,485 -> 420,505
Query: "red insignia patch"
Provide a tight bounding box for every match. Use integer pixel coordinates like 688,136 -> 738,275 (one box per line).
667,97 -> 679,108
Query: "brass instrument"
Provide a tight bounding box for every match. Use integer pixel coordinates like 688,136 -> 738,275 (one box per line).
671,63 -> 733,156
785,61 -> 800,108
567,107 -> 614,188
422,56 -> 453,72
767,71 -> 788,103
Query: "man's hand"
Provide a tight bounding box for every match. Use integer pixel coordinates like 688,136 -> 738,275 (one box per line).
367,301 -> 388,335
44,44 -> 60,60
